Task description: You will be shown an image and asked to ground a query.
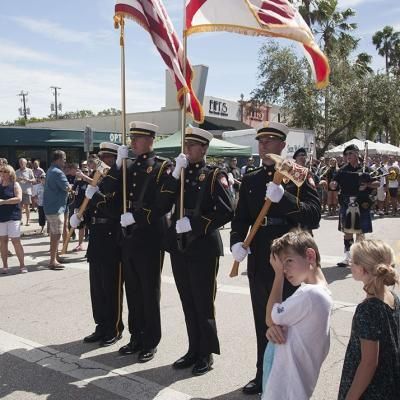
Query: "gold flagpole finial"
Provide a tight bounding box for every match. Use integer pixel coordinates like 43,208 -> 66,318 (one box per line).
114,14 -> 125,46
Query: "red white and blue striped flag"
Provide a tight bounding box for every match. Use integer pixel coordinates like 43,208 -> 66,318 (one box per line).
115,0 -> 204,123
186,0 -> 330,88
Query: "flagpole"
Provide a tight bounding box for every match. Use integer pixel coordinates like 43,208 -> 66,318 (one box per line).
179,0 -> 187,220
114,15 -> 128,215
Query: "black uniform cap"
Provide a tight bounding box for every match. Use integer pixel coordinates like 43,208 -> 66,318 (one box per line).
343,144 -> 360,155
293,147 -> 307,159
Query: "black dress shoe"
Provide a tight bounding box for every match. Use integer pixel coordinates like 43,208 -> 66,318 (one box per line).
118,341 -> 143,355
100,334 -> 122,347
173,352 -> 197,369
83,331 -> 104,343
192,354 -> 213,376
138,348 -> 157,363
242,378 -> 262,395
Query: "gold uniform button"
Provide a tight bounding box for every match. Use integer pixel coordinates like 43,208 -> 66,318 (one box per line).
189,170 -> 193,174
143,154 -> 147,159
185,179 -> 189,183
137,162 -> 141,166
195,163 -> 199,168
133,172 -> 137,176
268,172 -> 273,176
133,183 -> 136,187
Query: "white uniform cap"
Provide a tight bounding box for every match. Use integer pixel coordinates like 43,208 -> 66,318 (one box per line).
129,121 -> 158,138
185,126 -> 213,145
98,142 -> 119,156
255,121 -> 288,141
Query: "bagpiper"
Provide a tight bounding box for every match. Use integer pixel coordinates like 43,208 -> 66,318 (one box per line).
329,144 -> 379,266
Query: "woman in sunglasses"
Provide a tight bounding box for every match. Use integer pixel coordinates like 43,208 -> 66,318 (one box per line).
0,165 -> 27,274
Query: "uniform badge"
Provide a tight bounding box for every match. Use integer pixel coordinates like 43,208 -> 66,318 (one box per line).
199,173 -> 206,182
146,166 -> 153,174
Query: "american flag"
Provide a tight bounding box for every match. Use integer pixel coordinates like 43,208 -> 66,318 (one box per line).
186,0 -> 330,88
115,0 -> 204,123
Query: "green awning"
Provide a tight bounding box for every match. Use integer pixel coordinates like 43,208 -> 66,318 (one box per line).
154,131 -> 252,158
0,127 -> 120,147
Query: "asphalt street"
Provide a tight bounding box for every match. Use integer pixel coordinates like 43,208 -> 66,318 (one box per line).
0,213 -> 399,399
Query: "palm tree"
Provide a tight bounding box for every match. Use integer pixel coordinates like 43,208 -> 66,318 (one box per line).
372,26 -> 400,74
354,52 -> 373,77
311,0 -> 357,57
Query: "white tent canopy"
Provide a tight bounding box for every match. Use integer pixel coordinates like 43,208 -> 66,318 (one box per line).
324,139 -> 400,157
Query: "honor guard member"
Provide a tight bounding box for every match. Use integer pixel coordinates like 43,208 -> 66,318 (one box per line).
330,144 -> 379,266
70,142 -> 124,347
158,127 -> 234,375
114,121 -> 172,363
292,147 -> 307,167
230,121 -> 321,395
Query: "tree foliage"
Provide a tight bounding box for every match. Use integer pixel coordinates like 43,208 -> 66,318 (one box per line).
252,0 -> 400,152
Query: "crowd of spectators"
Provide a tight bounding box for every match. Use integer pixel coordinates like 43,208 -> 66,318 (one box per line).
0,151 -> 399,275
0,151 -> 95,273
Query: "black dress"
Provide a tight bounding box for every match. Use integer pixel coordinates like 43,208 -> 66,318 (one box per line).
338,293 -> 400,400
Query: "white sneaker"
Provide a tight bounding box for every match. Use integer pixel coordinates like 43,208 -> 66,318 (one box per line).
338,251 -> 350,267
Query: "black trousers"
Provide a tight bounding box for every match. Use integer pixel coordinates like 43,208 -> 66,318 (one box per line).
122,240 -> 164,349
89,258 -> 124,337
247,249 -> 297,381
38,206 -> 46,227
170,250 -> 220,357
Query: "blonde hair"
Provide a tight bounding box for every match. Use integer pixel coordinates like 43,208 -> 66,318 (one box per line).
351,240 -> 399,295
1,165 -> 16,183
270,230 -> 321,268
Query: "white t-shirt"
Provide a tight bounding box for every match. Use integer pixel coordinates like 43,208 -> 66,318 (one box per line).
262,284 -> 333,400
32,183 -> 45,206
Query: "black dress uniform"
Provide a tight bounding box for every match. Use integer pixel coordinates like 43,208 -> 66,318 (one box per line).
230,122 -> 321,394
332,144 -> 378,266
84,143 -> 124,346
110,139 -> 172,360
160,157 -> 234,372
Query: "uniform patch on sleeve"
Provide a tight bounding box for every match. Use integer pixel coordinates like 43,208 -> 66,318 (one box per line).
220,176 -> 229,189
277,306 -> 285,314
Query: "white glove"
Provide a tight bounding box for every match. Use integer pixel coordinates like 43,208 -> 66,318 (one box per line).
176,217 -> 192,233
85,185 -> 99,199
70,213 -> 82,229
265,182 -> 284,203
120,212 -> 135,227
172,153 -> 188,180
116,145 -> 129,169
231,242 -> 250,262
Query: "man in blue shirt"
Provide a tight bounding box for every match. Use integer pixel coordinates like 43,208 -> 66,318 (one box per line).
43,150 -> 70,269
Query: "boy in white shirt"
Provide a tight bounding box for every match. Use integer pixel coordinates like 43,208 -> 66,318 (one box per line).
32,174 -> 46,233
263,230 -> 333,400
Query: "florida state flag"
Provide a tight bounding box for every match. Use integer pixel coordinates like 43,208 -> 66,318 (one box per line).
115,0 -> 204,123
186,0 -> 330,88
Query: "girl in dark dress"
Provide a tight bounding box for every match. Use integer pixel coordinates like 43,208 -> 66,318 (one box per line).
338,240 -> 400,400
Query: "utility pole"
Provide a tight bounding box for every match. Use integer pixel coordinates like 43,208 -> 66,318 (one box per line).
17,91 -> 29,120
50,86 -> 61,119
239,93 -> 244,122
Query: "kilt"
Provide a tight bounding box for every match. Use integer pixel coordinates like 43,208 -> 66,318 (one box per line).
339,203 -> 372,234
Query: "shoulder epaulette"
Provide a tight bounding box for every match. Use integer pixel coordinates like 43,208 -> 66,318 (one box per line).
155,155 -> 171,162
245,166 -> 264,175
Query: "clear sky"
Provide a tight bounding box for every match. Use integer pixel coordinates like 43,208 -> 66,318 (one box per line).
0,0 -> 398,123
